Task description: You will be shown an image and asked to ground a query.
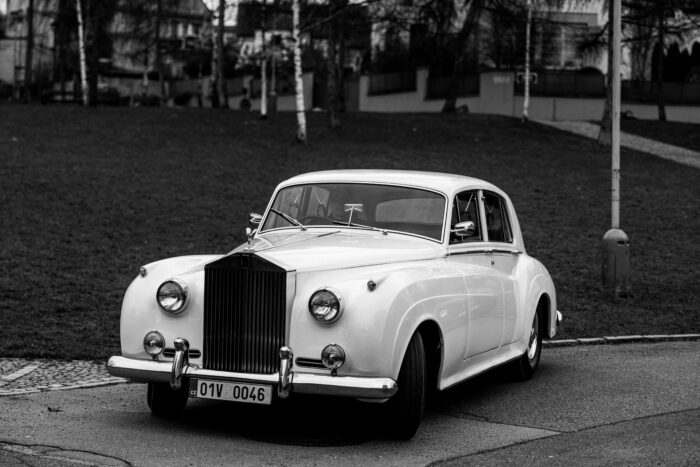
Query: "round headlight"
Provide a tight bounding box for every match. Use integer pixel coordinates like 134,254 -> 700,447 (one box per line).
143,331 -> 165,356
157,279 -> 188,314
308,288 -> 343,324
321,344 -> 346,370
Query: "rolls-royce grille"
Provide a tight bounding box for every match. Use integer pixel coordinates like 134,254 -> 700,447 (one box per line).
203,254 -> 286,374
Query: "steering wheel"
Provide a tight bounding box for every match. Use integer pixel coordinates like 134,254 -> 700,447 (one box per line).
299,216 -> 332,226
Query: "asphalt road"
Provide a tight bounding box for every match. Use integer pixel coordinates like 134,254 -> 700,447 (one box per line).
1,342 -> 698,466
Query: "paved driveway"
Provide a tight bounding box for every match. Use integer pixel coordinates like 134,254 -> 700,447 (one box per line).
1,341 -> 698,466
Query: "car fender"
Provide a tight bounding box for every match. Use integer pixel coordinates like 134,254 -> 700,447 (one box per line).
521,260 -> 558,341
120,255 -> 220,358
289,259 -> 463,380
377,264 -> 465,381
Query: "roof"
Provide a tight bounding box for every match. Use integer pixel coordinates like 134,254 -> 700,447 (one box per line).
280,170 -> 499,196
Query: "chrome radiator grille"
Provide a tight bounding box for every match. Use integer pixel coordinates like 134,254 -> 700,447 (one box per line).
203,254 -> 286,374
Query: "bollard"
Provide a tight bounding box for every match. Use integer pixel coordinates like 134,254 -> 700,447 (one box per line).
602,228 -> 631,297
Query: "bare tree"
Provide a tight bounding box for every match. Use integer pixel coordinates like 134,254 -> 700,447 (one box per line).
216,0 -> 229,108
654,0 -> 667,121
155,0 -> 166,105
292,0 -> 307,143
76,0 -> 89,105
326,0 -> 349,128
442,0 -> 482,113
24,0 -> 35,102
597,0 -> 697,131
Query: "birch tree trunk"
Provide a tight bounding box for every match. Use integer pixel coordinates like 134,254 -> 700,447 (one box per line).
292,0 -> 307,143
522,0 -> 532,122
76,0 -> 89,106
261,57 -> 268,119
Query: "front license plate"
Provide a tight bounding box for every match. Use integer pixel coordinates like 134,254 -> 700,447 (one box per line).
190,379 -> 272,405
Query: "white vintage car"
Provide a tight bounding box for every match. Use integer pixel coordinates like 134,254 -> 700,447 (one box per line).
107,170 -> 561,439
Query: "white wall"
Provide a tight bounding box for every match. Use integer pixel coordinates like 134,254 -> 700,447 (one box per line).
354,69 -> 700,124
0,39 -> 15,84
512,95 -> 700,123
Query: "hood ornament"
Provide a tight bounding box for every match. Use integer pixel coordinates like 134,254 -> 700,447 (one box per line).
246,227 -> 255,247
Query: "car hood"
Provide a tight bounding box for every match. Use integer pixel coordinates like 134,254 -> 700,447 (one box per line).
230,229 -> 446,272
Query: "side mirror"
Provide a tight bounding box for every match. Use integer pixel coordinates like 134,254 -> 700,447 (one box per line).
452,221 -> 476,238
249,213 -> 263,226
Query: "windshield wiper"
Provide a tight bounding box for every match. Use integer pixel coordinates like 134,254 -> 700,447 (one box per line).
270,208 -> 306,230
331,220 -> 388,236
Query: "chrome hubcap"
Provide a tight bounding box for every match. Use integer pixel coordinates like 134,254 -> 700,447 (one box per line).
527,313 -> 539,361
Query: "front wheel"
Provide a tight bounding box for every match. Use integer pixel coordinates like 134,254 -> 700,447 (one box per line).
147,381 -> 189,417
385,332 -> 426,440
509,309 -> 543,381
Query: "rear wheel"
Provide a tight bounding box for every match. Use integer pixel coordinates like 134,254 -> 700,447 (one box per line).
509,308 -> 543,381
147,381 -> 189,417
385,332 -> 426,440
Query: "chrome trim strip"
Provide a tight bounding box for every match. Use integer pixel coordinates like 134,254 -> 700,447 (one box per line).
491,248 -> 522,255
106,356 -> 397,399
447,249 -> 489,256
295,357 -> 325,369
292,374 -> 397,398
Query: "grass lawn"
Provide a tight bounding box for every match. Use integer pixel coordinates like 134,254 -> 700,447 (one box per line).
623,119 -> 700,152
1,106 -> 699,360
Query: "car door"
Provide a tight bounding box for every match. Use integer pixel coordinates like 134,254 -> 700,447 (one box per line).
482,191 -> 520,346
446,190 -> 505,358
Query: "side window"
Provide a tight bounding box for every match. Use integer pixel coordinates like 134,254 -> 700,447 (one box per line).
450,191 -> 482,243
483,192 -> 513,243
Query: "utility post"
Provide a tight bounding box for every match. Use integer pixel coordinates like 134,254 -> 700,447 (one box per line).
601,0 -> 630,298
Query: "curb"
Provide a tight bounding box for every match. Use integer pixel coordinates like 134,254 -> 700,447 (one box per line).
543,333 -> 700,347
0,377 -> 126,397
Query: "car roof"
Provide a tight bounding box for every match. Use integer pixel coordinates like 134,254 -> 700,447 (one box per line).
280,170 -> 499,196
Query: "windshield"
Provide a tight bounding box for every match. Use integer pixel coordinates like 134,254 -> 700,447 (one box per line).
261,183 -> 447,241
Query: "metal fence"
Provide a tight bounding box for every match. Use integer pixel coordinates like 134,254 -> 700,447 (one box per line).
426,75 -> 480,99
622,81 -> 700,105
170,76 -> 247,98
512,71 -> 700,104
368,70 -> 417,95
514,71 -> 605,97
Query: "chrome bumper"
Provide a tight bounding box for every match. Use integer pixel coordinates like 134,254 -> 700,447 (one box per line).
106,351 -> 397,400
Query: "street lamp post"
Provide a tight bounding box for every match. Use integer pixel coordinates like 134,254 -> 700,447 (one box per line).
602,0 -> 630,298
